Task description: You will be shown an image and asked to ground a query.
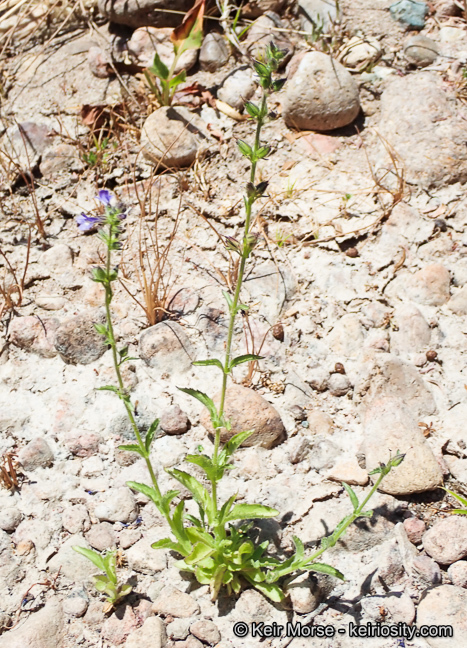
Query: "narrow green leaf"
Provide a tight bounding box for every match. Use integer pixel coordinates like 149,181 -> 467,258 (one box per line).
126,481 -> 162,511
225,503 -> 278,522
145,418 -> 160,453
217,493 -> 237,526
221,430 -> 255,461
222,290 -> 233,310
177,387 -> 219,425
185,526 -> 215,548
96,385 -> 120,394
149,51 -> 169,80
245,576 -> 285,602
185,454 -> 220,482
443,487 -> 467,510
169,69 -> 186,88
118,444 -> 146,458
192,359 -> 225,372
73,546 -> 105,572
185,542 -> 214,566
342,482 -> 359,511
292,535 -> 304,561
306,562 -> 345,580
151,538 -> 188,554
229,354 -> 263,369
102,551 -> 117,584
167,469 -> 214,524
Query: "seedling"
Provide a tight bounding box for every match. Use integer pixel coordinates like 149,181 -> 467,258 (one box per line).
145,0 -> 205,106
72,547 -> 132,613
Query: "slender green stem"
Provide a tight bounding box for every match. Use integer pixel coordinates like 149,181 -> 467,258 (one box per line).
210,92 -> 269,524
104,225 -> 162,500
164,53 -> 180,106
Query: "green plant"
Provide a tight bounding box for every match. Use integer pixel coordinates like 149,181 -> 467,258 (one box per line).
74,46 -> 404,605
82,134 -> 112,169
72,547 -> 132,612
443,487 -> 467,515
144,0 -> 205,106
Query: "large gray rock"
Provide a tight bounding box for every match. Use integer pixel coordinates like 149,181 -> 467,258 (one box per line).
141,107 -> 214,168
283,51 -> 360,131
362,397 -> 442,495
423,517 -> 467,565
98,0 -> 192,27
200,384 -> 286,448
0,598 -> 63,648
417,585 -> 467,648
374,72 -> 467,188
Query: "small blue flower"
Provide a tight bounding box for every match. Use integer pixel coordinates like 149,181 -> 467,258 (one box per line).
97,189 -> 113,206
76,212 -> 101,232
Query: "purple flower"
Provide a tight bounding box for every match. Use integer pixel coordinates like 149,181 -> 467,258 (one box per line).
97,189 -> 113,206
76,212 -> 101,232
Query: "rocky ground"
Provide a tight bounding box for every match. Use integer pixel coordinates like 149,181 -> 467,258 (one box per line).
1,0 -> 467,646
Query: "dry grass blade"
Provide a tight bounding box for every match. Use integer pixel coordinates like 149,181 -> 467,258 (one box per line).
0,226 -> 31,319
119,169 -> 183,326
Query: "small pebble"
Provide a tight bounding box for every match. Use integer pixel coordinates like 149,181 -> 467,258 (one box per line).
426,350 -> 438,362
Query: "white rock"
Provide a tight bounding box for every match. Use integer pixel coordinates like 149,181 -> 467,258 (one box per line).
94,487 -> 137,524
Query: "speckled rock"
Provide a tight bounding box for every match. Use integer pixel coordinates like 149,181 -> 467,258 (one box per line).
94,488 -> 137,524
141,107 -> 214,168
9,316 -> 59,358
404,34 -> 438,66
200,384 -> 286,448
54,310 -> 107,364
199,32 -> 230,72
98,0 -> 193,27
190,619 -> 221,645
125,616 -> 167,648
217,67 -> 257,112
417,585 -> 467,648
448,560 -> 467,588
362,396 -> 442,495
423,516 -> 467,564
160,405 -> 190,435
375,72 -> 467,188
0,598 -> 63,648
18,437 -> 54,470
283,51 -> 360,131
152,587 -> 200,618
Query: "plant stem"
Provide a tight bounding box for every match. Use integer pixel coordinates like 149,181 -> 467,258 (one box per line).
288,473 -> 385,579
211,92 -> 269,518
104,225 -> 162,500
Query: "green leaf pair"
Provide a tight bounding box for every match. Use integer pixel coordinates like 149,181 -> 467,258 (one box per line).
72,547 -> 132,609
